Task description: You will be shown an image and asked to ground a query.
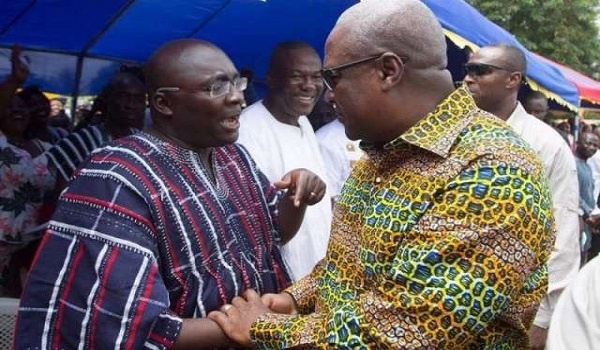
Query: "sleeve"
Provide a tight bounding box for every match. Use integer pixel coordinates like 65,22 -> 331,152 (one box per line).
45,134 -> 80,182
534,145 -> 581,328
237,143 -> 283,235
14,173 -> 182,350
236,112 -> 277,181
546,255 -> 600,350
250,164 -> 554,348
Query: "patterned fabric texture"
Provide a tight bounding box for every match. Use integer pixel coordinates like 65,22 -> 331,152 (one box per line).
45,124 -> 113,182
0,132 -> 54,295
250,86 -> 555,349
15,132 -> 290,349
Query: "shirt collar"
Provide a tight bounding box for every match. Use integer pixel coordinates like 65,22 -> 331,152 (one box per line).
361,86 -> 477,158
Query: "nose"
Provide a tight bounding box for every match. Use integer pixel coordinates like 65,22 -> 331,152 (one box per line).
324,89 -> 335,105
226,87 -> 245,106
463,73 -> 475,85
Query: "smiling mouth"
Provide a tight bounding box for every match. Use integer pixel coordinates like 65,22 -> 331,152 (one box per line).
297,96 -> 315,103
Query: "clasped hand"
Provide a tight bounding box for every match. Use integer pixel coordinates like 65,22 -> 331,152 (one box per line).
208,290 -> 297,347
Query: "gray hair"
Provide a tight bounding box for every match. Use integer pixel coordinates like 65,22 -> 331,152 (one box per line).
335,0 -> 447,69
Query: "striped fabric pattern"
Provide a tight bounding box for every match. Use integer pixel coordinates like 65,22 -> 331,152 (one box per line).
45,125 -> 112,182
15,132 -> 290,349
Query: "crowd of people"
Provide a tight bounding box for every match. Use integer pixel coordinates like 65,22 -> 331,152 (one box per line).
0,0 -> 598,348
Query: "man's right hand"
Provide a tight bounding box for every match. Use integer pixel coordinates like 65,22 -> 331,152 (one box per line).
261,292 -> 298,315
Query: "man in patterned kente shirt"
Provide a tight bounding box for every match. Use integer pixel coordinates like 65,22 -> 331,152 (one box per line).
209,0 -> 555,348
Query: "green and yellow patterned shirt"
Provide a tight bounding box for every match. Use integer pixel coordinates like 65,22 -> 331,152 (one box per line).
250,87 -> 555,349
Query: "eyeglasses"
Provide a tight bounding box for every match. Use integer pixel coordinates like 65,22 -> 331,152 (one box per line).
155,77 -> 247,98
463,62 -> 517,77
321,52 -> 408,91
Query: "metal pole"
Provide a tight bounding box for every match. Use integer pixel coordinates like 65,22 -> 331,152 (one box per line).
71,55 -> 84,120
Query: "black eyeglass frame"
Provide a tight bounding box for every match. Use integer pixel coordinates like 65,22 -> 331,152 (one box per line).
463,62 -> 516,76
463,62 -> 527,85
321,52 -> 408,91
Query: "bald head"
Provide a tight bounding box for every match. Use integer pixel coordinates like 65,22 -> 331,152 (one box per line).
145,39 -> 227,92
480,44 -> 527,74
332,0 -> 447,69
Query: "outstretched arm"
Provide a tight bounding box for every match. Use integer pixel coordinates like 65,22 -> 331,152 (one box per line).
0,46 -> 28,112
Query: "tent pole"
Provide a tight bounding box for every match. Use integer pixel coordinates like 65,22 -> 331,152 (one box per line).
71,55 -> 84,123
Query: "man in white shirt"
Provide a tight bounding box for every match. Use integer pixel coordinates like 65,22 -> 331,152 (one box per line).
315,115 -> 363,200
238,41 -> 332,282
464,44 -> 580,350
546,255 -> 600,350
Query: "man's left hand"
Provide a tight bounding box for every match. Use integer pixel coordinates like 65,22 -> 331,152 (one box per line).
208,289 -> 270,347
274,168 -> 326,207
528,325 -> 548,350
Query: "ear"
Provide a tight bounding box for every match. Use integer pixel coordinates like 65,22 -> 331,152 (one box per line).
378,53 -> 405,92
266,71 -> 276,89
506,72 -> 523,89
151,91 -> 173,116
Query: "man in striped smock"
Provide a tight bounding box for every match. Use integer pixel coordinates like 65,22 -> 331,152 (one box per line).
45,71 -> 146,193
14,39 -> 327,349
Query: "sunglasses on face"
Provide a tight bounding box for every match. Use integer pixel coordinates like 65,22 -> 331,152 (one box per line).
463,62 -> 518,77
321,52 -> 409,91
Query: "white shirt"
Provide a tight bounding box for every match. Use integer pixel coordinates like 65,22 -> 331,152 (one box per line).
506,102 -> 580,328
315,119 -> 364,198
238,101 -> 332,281
546,255 -> 600,350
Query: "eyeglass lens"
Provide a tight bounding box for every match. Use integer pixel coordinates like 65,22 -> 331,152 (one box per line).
210,77 -> 248,98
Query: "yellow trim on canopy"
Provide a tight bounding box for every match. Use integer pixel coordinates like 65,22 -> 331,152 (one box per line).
443,29 -> 579,112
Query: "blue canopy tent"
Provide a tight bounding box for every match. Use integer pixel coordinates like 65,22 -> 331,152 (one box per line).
0,0 -> 579,110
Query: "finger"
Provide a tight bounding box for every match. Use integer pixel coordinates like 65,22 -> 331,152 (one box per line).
231,296 -> 247,308
273,179 -> 291,189
243,289 -> 261,302
292,174 -> 309,207
220,304 -> 233,313
208,310 -> 229,327
308,176 -> 326,201
261,293 -> 276,308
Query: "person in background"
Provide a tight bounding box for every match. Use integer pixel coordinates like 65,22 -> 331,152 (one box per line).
0,46 -> 54,297
575,132 -> 600,263
15,38 -> 327,350
307,98 -> 336,131
522,90 -> 550,122
45,71 -> 146,194
17,86 -> 68,144
315,101 -> 363,202
48,98 -> 72,130
240,68 -> 259,106
464,43 -> 580,350
522,91 -> 572,146
546,255 -> 600,350
209,1 -> 554,348
237,41 -> 332,282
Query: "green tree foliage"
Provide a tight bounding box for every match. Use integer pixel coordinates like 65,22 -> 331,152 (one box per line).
466,0 -> 600,79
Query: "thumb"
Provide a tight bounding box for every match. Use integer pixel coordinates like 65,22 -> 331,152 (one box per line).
261,293 -> 276,308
